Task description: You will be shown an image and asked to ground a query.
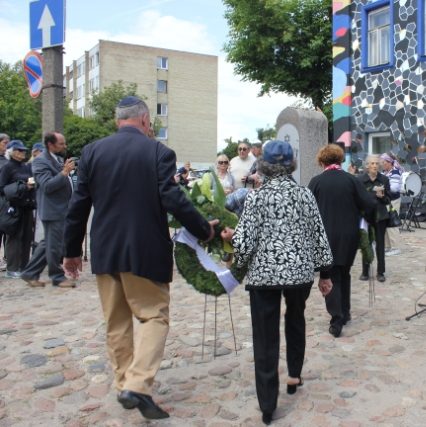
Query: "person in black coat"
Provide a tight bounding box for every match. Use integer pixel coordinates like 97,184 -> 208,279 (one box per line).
309,144 -> 376,337
63,96 -> 216,421
0,140 -> 36,278
358,155 -> 391,283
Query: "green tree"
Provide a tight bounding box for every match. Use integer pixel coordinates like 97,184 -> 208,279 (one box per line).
90,80 -> 138,132
256,126 -> 276,142
0,61 -> 42,145
223,0 -> 332,111
63,112 -> 110,157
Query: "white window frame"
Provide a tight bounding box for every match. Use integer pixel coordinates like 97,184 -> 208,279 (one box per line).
157,103 -> 168,116
157,80 -> 168,93
367,6 -> 390,67
158,127 -> 168,140
157,56 -> 168,70
368,131 -> 392,154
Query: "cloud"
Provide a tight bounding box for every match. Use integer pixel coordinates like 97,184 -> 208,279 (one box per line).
0,8 -> 298,150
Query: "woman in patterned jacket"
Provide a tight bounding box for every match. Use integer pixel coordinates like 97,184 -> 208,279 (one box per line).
221,140 -> 333,425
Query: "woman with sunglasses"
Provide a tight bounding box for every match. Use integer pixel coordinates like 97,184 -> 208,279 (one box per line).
215,154 -> 235,195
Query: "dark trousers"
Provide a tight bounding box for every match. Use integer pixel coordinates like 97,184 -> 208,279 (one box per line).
363,220 -> 387,276
5,209 -> 34,271
249,286 -> 312,413
21,219 -> 66,285
326,265 -> 351,327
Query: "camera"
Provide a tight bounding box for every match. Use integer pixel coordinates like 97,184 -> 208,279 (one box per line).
70,157 -> 79,168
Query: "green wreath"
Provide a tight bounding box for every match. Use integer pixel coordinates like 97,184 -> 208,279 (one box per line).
170,170 -> 246,296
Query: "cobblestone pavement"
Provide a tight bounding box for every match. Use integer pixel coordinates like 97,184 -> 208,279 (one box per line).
1,228 -> 426,427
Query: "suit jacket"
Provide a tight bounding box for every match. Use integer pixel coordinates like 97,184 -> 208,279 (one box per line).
32,150 -> 73,221
64,126 -> 211,283
309,170 -> 376,267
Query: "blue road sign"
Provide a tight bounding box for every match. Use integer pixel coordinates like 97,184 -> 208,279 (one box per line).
30,0 -> 65,50
23,51 -> 44,98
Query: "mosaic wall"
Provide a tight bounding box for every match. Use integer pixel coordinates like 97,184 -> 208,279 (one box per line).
351,0 -> 426,168
333,0 -> 353,155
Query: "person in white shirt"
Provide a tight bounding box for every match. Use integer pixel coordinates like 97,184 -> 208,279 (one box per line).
229,141 -> 256,190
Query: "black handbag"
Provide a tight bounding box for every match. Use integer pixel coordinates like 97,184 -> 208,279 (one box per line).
387,206 -> 402,228
0,197 -> 21,236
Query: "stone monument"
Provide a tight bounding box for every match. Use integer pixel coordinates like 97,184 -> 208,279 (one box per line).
275,107 -> 328,186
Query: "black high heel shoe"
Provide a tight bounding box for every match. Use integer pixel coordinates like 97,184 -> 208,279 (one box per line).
287,377 -> 303,395
262,411 -> 273,425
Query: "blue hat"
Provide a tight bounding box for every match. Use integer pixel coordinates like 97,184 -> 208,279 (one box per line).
32,142 -> 44,152
117,96 -> 143,108
262,140 -> 293,165
177,167 -> 188,175
8,140 -> 28,151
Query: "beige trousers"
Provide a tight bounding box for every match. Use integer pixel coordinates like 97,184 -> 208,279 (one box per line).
96,273 -> 170,395
385,198 -> 401,250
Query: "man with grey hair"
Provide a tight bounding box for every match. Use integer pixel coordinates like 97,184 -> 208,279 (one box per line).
63,96 -> 216,421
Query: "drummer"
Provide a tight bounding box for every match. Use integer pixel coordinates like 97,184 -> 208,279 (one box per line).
380,153 -> 402,256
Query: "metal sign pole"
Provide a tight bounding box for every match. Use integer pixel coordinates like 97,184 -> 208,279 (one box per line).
41,46 -> 64,134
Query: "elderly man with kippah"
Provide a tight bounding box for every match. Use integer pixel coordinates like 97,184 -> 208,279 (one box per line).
63,96 -> 217,421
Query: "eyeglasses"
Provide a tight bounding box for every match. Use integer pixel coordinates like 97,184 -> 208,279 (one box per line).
238,147 -> 248,152
217,160 -> 229,165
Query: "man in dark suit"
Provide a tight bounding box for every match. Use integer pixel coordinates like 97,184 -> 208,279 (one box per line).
309,144 -> 376,338
63,96 -> 216,420
21,132 -> 75,288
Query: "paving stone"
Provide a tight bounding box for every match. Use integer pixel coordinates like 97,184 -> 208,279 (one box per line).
34,373 -> 65,390
21,354 -> 47,368
43,338 -> 65,349
208,366 -> 232,376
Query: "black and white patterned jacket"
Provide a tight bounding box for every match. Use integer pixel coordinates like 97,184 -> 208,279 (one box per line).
232,175 -> 333,289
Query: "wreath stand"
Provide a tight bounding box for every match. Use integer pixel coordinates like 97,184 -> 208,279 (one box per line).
201,293 -> 238,359
368,264 -> 375,307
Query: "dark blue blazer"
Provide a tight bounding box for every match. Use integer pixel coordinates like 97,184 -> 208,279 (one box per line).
64,126 -> 211,283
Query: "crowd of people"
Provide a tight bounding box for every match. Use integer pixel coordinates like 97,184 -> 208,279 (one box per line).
0,96 -> 407,425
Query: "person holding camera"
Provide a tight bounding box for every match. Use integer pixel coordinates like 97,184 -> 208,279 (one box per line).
21,132 -> 76,288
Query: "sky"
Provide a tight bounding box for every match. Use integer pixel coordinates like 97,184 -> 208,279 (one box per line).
0,0 -> 298,149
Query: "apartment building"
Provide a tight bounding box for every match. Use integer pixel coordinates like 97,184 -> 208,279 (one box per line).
64,40 -> 218,166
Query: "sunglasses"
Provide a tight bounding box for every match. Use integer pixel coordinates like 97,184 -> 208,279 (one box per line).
217,160 -> 229,165
238,147 -> 248,151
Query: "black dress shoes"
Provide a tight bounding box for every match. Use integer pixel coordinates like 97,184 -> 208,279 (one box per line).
359,274 -> 369,281
329,324 -> 342,338
342,313 -> 351,325
117,390 -> 169,419
376,274 -> 386,282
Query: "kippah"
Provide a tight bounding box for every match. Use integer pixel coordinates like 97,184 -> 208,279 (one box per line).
117,96 -> 143,108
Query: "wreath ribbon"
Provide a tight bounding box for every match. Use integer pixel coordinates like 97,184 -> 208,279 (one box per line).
174,228 -> 240,294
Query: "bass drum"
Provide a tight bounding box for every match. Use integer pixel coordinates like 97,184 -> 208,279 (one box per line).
401,171 -> 422,197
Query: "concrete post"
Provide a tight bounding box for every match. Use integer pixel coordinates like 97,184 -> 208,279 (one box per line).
42,46 -> 64,134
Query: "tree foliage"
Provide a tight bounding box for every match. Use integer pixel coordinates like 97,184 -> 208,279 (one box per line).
256,126 -> 276,142
63,112 -> 110,157
223,0 -> 332,110
0,61 -> 42,145
89,80 -> 138,132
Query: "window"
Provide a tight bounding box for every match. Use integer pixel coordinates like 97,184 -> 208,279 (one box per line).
361,0 -> 394,72
157,127 -> 168,139
157,56 -> 168,70
95,52 -> 99,66
157,80 -> 168,93
157,103 -> 168,116
69,91 -> 73,100
368,132 -> 392,154
77,62 -> 85,78
69,70 -> 73,80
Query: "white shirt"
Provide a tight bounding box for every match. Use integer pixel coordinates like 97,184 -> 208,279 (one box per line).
229,156 -> 256,190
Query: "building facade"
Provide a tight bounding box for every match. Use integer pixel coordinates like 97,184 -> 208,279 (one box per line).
333,0 -> 426,170
64,40 -> 218,166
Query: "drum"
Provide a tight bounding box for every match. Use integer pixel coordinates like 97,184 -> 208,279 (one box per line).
401,171 -> 422,197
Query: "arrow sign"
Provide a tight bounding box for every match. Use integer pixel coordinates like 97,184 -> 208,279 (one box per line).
38,5 -> 55,48
23,51 -> 44,98
30,0 -> 65,50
